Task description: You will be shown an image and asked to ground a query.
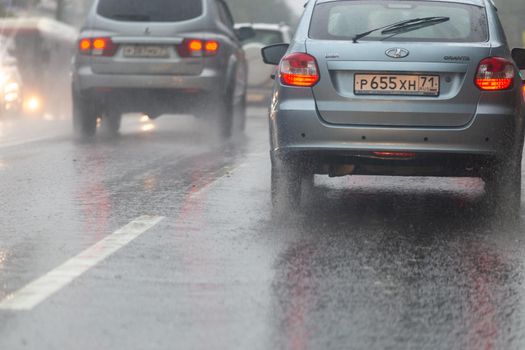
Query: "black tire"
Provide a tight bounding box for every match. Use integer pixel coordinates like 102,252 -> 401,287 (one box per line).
484,157 -> 522,220
73,94 -> 97,138
271,158 -> 303,214
215,92 -> 234,139
235,92 -> 247,133
101,108 -> 122,136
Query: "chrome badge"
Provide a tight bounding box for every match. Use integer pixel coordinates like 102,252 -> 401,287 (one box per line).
385,48 -> 410,59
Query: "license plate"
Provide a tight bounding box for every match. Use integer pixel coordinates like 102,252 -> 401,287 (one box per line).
354,74 -> 440,96
122,45 -> 170,58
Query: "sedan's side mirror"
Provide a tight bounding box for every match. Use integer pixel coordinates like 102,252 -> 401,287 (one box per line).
261,43 -> 290,65
512,48 -> 525,70
235,26 -> 256,42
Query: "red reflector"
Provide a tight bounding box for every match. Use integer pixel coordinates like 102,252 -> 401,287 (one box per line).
280,53 -> 320,87
373,152 -> 417,158
475,57 -> 514,91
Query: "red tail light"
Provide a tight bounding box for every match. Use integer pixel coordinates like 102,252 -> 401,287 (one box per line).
79,37 -> 118,57
204,40 -> 220,55
475,57 -> 514,91
178,39 -> 220,57
373,151 -> 416,158
79,38 -> 91,53
280,53 -> 320,87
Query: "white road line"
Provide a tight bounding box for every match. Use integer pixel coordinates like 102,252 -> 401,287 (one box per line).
0,215 -> 164,311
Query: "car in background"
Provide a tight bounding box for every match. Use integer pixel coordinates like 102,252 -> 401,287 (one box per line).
235,23 -> 292,104
72,0 -> 254,138
263,0 -> 525,218
0,18 -> 77,118
0,36 -> 22,117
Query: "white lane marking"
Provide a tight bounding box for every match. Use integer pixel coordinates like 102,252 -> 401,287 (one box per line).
0,215 -> 164,311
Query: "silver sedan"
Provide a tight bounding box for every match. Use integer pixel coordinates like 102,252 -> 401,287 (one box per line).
263,0 -> 525,218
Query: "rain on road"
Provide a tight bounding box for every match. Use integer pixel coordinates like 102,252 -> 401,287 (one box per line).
0,109 -> 524,349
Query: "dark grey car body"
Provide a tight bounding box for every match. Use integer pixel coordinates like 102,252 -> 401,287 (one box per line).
267,0 -> 525,214
72,0 -> 248,136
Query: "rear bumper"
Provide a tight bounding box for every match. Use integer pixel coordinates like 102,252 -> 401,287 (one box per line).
73,65 -> 224,93
72,65 -> 228,115
270,93 -> 524,177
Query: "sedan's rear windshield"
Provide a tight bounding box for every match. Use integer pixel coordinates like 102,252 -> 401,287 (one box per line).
97,0 -> 203,22
309,1 -> 488,43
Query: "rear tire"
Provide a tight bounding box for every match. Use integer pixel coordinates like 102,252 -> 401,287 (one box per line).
214,92 -> 234,139
484,157 -> 522,221
73,94 -> 97,138
235,92 -> 247,133
101,108 -> 122,136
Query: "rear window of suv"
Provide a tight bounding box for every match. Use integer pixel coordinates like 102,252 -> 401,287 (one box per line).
97,0 -> 203,22
309,0 -> 488,43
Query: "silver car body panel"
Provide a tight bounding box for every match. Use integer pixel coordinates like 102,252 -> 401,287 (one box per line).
73,0 -> 246,101
308,41 -> 490,127
270,0 -> 524,172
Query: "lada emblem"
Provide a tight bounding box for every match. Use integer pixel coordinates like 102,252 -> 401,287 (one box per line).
385,48 -> 409,59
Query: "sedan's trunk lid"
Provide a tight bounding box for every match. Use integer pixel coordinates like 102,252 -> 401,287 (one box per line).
307,40 -> 491,127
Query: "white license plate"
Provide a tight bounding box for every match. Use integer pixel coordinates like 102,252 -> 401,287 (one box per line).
122,45 -> 170,58
354,74 -> 440,96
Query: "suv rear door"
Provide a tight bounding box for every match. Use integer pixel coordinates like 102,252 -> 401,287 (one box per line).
87,0 -> 207,76
306,0 -> 491,128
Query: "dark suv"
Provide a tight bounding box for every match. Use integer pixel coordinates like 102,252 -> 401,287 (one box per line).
72,0 -> 253,137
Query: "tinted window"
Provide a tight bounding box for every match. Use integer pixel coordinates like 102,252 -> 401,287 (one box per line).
217,1 -> 234,29
241,29 -> 284,45
97,0 -> 203,22
309,1 -> 488,43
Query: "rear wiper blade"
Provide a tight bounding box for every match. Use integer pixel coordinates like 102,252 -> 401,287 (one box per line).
352,17 -> 450,43
110,14 -> 151,22
381,16 -> 450,38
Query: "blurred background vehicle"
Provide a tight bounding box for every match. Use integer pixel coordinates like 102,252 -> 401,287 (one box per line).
72,0 -> 254,138
0,35 -> 23,117
0,17 -> 77,118
235,22 -> 292,104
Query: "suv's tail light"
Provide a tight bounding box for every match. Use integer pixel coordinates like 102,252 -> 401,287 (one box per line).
79,37 -> 118,57
475,57 -> 515,91
280,53 -> 320,87
178,39 -> 220,57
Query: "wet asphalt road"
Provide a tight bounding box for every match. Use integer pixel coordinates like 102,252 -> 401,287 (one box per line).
0,109 -> 525,350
